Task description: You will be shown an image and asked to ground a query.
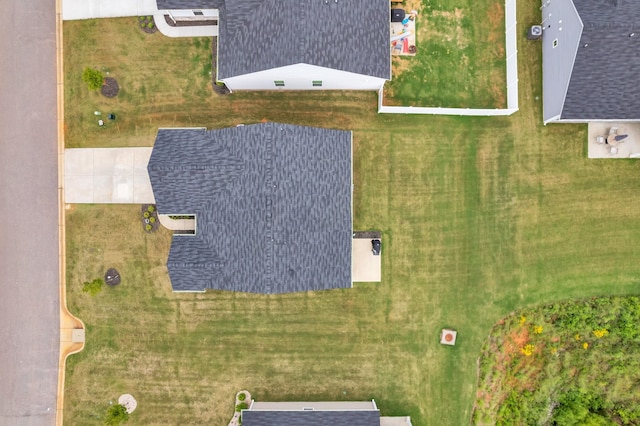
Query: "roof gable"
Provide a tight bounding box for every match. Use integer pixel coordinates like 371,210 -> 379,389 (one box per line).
147,123 -> 353,294
543,0 -> 640,121
242,410 -> 380,426
217,0 -> 390,79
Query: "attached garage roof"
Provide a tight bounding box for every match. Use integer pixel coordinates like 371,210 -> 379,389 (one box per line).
156,0 -> 391,80
542,0 -> 640,122
147,123 -> 353,294
242,410 -> 380,426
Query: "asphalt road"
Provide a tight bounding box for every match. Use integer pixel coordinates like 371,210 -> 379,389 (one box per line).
0,1 -> 60,425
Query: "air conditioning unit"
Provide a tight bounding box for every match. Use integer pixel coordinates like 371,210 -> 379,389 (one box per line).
528,25 -> 542,40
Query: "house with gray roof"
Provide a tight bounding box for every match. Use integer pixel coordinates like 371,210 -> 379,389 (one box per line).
147,123 -> 353,294
156,0 -> 391,91
542,0 -> 640,124
241,400 -> 412,426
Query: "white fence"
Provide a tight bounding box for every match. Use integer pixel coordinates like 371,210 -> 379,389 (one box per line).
378,0 -> 519,116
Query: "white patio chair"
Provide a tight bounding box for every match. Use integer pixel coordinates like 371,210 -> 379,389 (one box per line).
609,127 -> 618,135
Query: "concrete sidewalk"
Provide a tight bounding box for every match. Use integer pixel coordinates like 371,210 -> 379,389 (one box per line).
65,148 -> 155,204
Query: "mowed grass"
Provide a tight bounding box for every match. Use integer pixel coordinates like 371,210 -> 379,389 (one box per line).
383,0 -> 506,108
63,18 -> 380,148
63,7 -> 640,426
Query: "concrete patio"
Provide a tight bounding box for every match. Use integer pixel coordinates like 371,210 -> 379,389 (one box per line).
588,122 -> 640,159
352,238 -> 382,282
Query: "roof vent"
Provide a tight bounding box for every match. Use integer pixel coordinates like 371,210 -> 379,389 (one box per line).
528,25 -> 542,40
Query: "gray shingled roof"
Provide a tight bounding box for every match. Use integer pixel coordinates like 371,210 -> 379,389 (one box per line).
242,410 -> 380,426
542,0 -> 640,122
156,0 -> 391,80
147,123 -> 352,294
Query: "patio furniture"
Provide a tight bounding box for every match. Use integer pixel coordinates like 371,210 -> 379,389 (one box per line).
596,135 -> 605,144
609,127 -> 618,135
610,146 -> 619,154
607,134 -> 622,145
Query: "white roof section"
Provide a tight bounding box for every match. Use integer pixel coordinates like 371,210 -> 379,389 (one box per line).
541,0 -> 583,124
249,401 -> 378,411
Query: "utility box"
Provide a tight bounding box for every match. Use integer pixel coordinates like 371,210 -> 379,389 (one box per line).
528,25 -> 542,40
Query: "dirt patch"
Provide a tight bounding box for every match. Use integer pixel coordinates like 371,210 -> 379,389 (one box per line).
502,326 -> 530,358
101,77 -> 119,98
392,56 -> 414,77
487,2 -> 504,43
425,8 -> 469,49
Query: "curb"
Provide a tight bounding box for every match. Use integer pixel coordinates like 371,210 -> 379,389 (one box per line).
55,1 -> 86,425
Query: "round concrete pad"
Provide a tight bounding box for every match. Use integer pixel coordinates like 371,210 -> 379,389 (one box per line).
118,394 -> 137,413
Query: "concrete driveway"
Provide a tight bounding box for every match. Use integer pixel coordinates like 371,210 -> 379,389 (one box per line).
65,148 -> 155,204
0,1 -> 59,424
62,0 -> 157,20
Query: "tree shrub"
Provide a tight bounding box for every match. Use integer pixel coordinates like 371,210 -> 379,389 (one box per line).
104,403 -> 129,425
237,392 -> 246,401
145,224 -> 152,231
143,211 -> 150,218
82,278 -> 103,296
235,402 -> 248,412
147,205 -> 155,213
149,216 -> 156,223
82,67 -> 104,91
147,22 -> 154,29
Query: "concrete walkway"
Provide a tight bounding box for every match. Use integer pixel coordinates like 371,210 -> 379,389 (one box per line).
154,14 -> 218,37
65,148 -> 155,204
158,215 -> 196,231
62,0 -> 218,37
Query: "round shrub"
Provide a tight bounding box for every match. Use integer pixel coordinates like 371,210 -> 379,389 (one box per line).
149,216 -> 156,223
145,224 -> 152,231
147,205 -> 155,213
238,393 -> 246,401
143,211 -> 150,218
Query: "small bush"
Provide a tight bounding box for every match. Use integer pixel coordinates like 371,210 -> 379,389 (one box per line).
147,205 -> 155,213
147,22 -> 154,29
145,224 -> 152,231
235,402 -> 248,412
149,216 -> 156,223
143,211 -> 150,218
82,278 -> 103,296
104,403 -> 129,425
237,393 -> 246,401
82,67 -> 104,91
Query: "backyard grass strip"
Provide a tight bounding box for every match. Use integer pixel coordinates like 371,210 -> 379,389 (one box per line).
63,6 -> 640,425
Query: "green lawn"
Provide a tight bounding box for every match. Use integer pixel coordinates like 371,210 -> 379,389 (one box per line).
383,0 -> 507,108
63,5 -> 640,426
